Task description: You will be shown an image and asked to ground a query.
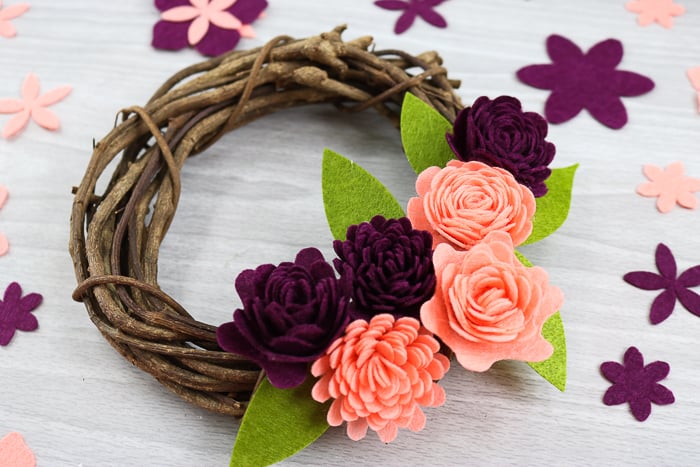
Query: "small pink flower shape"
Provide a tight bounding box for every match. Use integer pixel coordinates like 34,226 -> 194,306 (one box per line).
311,314 -> 449,443
0,73 -> 72,139
407,160 -> 535,251
0,432 -> 36,467
0,185 -> 8,256
0,1 -> 29,38
420,231 -> 563,372
636,162 -> 700,213
625,0 -> 685,28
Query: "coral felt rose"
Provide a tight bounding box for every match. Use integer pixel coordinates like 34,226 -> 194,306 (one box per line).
446,96 -> 555,197
216,247 -> 351,389
420,231 -> 563,372
407,160 -> 535,251
311,314 -> 449,443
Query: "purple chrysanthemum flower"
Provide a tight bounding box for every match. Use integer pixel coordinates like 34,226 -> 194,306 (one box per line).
446,96 -> 556,197
333,216 -> 435,321
601,347 -> 674,421
216,248 -> 351,389
0,282 -> 42,346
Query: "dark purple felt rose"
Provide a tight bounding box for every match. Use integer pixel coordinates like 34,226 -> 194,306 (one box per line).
446,96 -> 556,197
216,248 -> 351,389
333,216 -> 435,321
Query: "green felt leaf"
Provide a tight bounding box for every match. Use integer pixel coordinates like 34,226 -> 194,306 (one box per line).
230,376 -> 330,467
400,92 -> 456,174
322,148 -> 405,241
523,164 -> 579,245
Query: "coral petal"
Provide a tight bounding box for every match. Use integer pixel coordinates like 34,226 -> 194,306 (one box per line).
209,11 -> 242,29
20,73 -> 39,101
0,21 -> 16,37
0,98 -> 24,114
35,86 -> 72,107
2,110 -> 30,138
0,432 -> 36,467
187,15 -> 210,45
161,5 -> 200,21
0,234 -> 8,256
0,185 -> 7,208
31,107 -> 61,131
1,3 -> 30,20
346,419 -> 369,441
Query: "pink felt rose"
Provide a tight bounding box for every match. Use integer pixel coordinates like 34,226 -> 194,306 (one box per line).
407,160 -> 535,251
420,231 -> 562,372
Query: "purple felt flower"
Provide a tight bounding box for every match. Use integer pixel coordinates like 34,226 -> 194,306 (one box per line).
216,248 -> 351,389
624,243 -> 700,324
375,0 -> 447,34
0,282 -> 42,346
601,347 -> 674,421
517,35 -> 654,129
446,96 -> 556,197
333,216 -> 435,321
152,0 -> 268,57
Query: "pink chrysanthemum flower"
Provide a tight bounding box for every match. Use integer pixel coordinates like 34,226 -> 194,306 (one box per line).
311,314 -> 449,443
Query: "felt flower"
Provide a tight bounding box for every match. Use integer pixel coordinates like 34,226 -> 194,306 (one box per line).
0,1 -> 29,38
0,282 -> 42,346
446,96 -> 556,197
333,216 -> 435,321
407,160 -> 535,251
0,73 -> 72,139
374,0 -> 447,34
0,432 -> 36,467
625,0 -> 685,28
420,231 -> 562,372
636,162 -> 700,213
0,185 -> 8,256
152,0 -> 267,57
687,66 -> 700,113
601,347 -> 674,421
311,314 -> 449,443
216,248 -> 351,389
623,243 -> 700,324
517,35 -> 655,129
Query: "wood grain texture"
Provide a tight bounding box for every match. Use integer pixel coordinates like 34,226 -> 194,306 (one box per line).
1,0 -> 699,465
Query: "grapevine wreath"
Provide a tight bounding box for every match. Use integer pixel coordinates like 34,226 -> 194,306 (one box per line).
69,26 -> 576,465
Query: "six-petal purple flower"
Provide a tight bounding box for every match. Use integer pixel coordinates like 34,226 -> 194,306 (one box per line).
0,282 -> 42,346
374,0 -> 447,34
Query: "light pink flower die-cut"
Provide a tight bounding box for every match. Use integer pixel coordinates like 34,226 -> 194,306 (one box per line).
0,185 -> 8,256
0,1 -> 29,38
637,162 -> 700,213
0,73 -> 72,139
0,432 -> 36,467
625,0 -> 685,28
161,0 -> 244,46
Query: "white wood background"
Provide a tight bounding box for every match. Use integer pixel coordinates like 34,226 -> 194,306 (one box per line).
1,0 -> 699,465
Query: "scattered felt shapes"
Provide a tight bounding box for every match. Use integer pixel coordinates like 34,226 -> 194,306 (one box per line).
0,185 -> 7,256
636,162 -> 700,213
0,432 -> 36,467
0,73 -> 71,139
0,282 -> 42,346
686,67 -> 700,113
625,0 -> 685,28
0,1 -> 29,38
517,35 -> 654,129
374,0 -> 447,34
623,243 -> 700,324
601,347 -> 674,421
152,0 -> 268,57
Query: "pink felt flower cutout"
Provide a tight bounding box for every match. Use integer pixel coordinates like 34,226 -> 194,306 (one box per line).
0,1 -> 29,38
636,162 -> 700,213
687,66 -> 700,113
0,73 -> 72,139
0,185 -> 8,256
625,0 -> 685,28
0,432 -> 36,467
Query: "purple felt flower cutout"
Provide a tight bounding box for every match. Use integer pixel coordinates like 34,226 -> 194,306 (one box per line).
624,243 -> 700,324
375,0 -> 447,34
0,282 -> 42,346
152,0 -> 268,57
601,347 -> 674,421
517,35 -> 655,129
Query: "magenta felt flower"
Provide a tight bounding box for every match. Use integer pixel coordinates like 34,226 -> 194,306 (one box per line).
152,0 -> 268,57
517,35 -> 654,129
375,0 -> 447,34
0,282 -> 42,346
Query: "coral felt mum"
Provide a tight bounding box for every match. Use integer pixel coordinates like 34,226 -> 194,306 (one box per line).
421,231 -> 562,372
407,160 -> 535,251
311,314 -> 449,443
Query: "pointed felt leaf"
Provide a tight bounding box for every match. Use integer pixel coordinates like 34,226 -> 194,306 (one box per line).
322,148 -> 404,240
230,376 -> 330,467
523,164 -> 578,245
400,93 -> 455,174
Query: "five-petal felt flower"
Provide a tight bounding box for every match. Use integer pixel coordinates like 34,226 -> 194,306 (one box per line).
420,231 -> 563,372
152,0 -> 267,57
407,160 -> 535,252
517,35 -> 654,129
0,185 -> 8,256
374,0 -> 447,34
216,248 -> 351,389
311,314 -> 449,443
601,347 -> 674,421
0,1 -> 29,38
636,162 -> 700,213
0,282 -> 42,346
623,243 -> 700,324
625,0 -> 685,29
0,73 -> 72,139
